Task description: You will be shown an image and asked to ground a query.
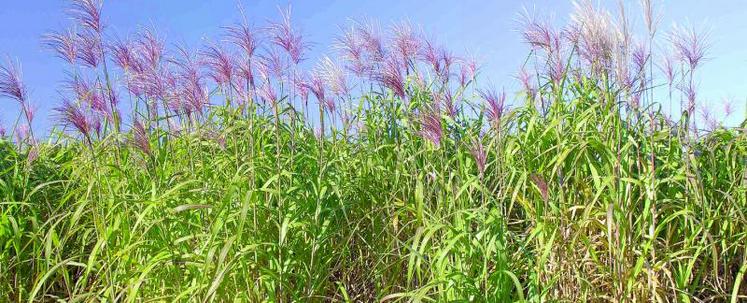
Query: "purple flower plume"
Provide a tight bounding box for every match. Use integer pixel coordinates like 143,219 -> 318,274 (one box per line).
390,21 -> 421,67
631,42 -> 649,75
470,140 -> 487,177
697,104 -> 718,131
294,72 -> 310,106
132,119 -> 151,156
440,48 -> 455,79
76,31 -> 103,68
67,77 -> 112,118
200,43 -> 235,86
419,106 -> 443,147
57,99 -> 94,139
70,0 -> 103,34
458,57 -> 478,87
669,25 -> 709,71
136,28 -> 165,69
225,23 -> 259,59
306,71 -> 336,113
323,96 -> 337,115
257,81 -> 277,106
723,98 -> 735,118
519,9 -> 561,53
548,56 -> 567,86
658,54 -> 677,88
335,25 -> 369,76
172,46 -> 208,115
235,58 -> 255,90
478,88 -> 507,129
226,23 -> 259,88
181,77 -> 208,116
355,19 -> 386,62
42,29 -> 78,65
27,145 -> 39,164
570,1 -> 617,70
440,91 -> 458,118
316,56 -> 349,98
139,67 -> 174,101
0,61 -> 35,134
640,0 -> 660,35
516,67 -> 537,100
684,83 -> 697,118
256,49 -> 286,80
420,39 -> 454,80
421,39 -> 442,75
268,5 -> 307,64
305,73 -> 326,104
109,38 -> 139,72
374,56 -> 406,99
0,60 -> 28,104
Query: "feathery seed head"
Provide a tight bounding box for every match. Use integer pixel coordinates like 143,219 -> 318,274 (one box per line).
257,81 -> 277,106
390,21 -> 421,66
235,57 -> 256,89
479,87 -> 507,129
317,56 -> 349,97
200,43 -> 235,86
631,42 -> 649,74
109,38 -> 140,72
70,0 -> 103,33
356,19 -> 385,62
335,25 -> 370,76
441,91 -> 458,118
517,67 -> 536,100
640,0 -> 661,36
723,97 -> 735,117
0,60 -> 28,104
470,140 -> 487,177
268,5 -> 307,64
136,28 -> 165,69
173,47 -> 208,115
294,72 -> 310,105
419,106 -> 443,147
256,49 -> 286,80
43,29 -> 78,65
421,38 -> 442,75
323,96 -> 336,114
305,72 -> 326,104
571,0 -> 618,71
458,57 -> 478,87
669,24 -> 709,71
225,23 -> 259,59
375,56 -> 406,99
57,99 -> 93,138
681,83 -> 697,116
76,31 -> 103,68
658,53 -> 677,87
520,9 -> 562,53
132,119 -> 151,155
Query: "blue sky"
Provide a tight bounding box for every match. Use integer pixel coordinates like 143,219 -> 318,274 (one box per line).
0,0 -> 745,134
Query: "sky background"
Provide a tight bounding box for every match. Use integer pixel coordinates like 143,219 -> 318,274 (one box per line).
1,0 -> 745,134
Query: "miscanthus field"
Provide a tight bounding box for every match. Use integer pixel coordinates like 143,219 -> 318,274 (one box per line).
1,0 -> 746,302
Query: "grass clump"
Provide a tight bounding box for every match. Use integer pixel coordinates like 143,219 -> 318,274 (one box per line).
1,0 -> 746,302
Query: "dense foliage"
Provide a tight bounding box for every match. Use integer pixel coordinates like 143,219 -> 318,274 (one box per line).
1,0 -> 746,302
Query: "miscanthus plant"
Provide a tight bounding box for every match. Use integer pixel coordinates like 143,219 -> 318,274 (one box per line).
1,0 -> 746,302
